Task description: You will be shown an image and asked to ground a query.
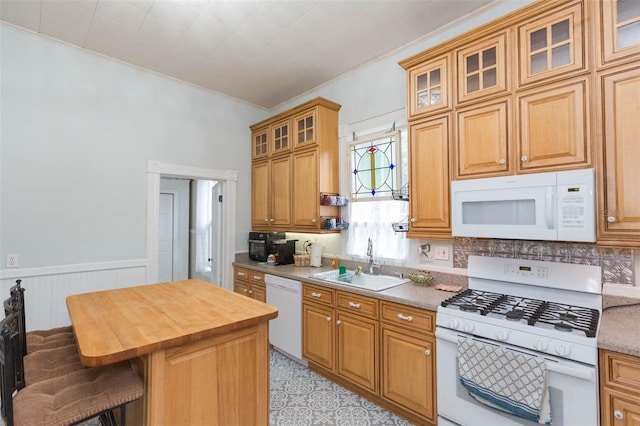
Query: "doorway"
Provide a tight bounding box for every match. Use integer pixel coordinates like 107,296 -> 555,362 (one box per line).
147,161 -> 238,289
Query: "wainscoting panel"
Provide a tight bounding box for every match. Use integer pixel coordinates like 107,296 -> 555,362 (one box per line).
0,259 -> 147,331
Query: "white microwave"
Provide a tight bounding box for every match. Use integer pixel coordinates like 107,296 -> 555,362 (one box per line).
451,169 -> 595,242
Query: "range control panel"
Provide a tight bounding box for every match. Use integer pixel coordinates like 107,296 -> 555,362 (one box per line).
504,263 -> 548,279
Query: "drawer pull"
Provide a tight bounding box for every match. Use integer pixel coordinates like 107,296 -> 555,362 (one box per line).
252,275 -> 261,280
243,289 -> 248,293
348,302 -> 361,309
311,292 -> 322,298
249,290 -> 253,295
614,410 -> 623,420
397,313 -> 413,322
238,272 -> 246,277
424,349 -> 431,356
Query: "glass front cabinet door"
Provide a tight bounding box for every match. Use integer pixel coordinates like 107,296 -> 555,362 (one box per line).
407,55 -> 451,119
598,0 -> 640,66
517,2 -> 586,87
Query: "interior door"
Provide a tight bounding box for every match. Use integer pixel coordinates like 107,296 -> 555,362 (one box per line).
210,183 -> 223,285
158,193 -> 174,282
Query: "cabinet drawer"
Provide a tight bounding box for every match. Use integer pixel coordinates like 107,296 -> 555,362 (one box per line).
303,283 -> 335,306
600,350 -> 640,394
380,301 -> 435,335
234,267 -> 250,281
249,270 -> 265,284
337,292 -> 378,319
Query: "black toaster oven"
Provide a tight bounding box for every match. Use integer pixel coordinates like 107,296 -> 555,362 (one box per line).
248,231 -> 285,262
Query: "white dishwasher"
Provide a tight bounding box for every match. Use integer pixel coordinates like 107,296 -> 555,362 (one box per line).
265,274 -> 303,362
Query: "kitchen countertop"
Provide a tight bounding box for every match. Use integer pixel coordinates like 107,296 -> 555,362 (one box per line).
233,256 -> 466,311
234,257 -> 640,358
599,296 -> 640,357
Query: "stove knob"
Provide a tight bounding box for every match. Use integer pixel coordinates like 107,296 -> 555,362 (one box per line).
462,322 -> 475,333
533,338 -> 548,351
448,318 -> 460,329
495,329 -> 509,341
555,343 -> 571,357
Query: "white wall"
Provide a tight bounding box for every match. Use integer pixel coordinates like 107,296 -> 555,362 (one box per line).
0,24 -> 267,269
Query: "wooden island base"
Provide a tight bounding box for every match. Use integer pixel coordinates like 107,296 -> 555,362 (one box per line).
129,322 -> 269,425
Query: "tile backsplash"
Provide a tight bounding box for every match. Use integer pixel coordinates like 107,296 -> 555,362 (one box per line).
453,238 -> 635,285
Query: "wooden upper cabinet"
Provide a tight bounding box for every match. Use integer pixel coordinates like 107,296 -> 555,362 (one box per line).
454,98 -> 511,179
407,116 -> 451,239
456,31 -> 510,104
250,97 -> 341,233
597,0 -> 640,68
407,54 -> 451,120
597,65 -> 640,246
516,76 -> 590,173
517,2 -> 586,87
292,149 -> 319,227
251,127 -> 269,160
294,108 -> 317,149
271,118 -> 292,156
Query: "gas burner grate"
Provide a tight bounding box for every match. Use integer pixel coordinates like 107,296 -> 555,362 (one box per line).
490,296 -> 545,323
440,289 -> 505,315
533,302 -> 600,338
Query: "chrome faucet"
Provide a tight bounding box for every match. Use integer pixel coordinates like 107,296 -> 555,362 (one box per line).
366,238 -> 381,274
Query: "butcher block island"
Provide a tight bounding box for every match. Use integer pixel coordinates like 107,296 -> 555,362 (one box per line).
66,279 -> 278,426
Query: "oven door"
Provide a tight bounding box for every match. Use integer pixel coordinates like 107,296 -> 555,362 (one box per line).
435,327 -> 599,426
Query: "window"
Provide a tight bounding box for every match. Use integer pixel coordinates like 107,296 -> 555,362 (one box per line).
346,129 -> 408,260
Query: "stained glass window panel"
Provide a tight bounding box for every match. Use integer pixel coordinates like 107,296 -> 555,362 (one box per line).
350,131 -> 400,200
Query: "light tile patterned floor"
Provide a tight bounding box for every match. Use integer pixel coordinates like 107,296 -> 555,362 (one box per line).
78,349 -> 413,426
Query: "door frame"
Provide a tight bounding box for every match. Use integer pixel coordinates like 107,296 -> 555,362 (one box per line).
147,160 -> 238,289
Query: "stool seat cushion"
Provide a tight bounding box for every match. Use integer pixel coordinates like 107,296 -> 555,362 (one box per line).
24,344 -> 82,385
26,326 -> 75,353
13,361 -> 144,426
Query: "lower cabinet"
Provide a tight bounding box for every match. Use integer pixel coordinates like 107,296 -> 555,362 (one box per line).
233,266 -> 266,303
302,283 -> 379,393
600,349 -> 640,426
380,301 -> 436,424
302,283 -> 437,425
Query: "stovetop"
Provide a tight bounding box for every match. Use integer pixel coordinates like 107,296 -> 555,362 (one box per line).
441,289 -> 600,338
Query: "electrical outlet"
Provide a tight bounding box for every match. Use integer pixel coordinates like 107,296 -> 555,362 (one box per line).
6,254 -> 19,268
434,246 -> 449,261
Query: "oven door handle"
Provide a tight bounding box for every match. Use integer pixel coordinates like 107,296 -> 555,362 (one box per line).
545,362 -> 595,382
436,328 -> 595,382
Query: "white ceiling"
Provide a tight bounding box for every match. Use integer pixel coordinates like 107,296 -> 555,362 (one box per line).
0,0 -> 495,109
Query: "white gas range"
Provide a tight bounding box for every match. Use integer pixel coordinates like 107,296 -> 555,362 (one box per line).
436,255 -> 602,426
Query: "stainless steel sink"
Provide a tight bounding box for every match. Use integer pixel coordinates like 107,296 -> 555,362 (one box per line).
310,269 -> 410,291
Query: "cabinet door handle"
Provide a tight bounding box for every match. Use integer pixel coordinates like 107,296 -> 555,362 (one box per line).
249,290 -> 253,294
397,313 -> 413,322
348,302 -> 361,309
607,216 -> 617,223
264,218 -> 269,222
410,217 -> 416,223
336,320 -> 342,325
326,316 -> 331,322
614,410 -> 623,420
312,218 -> 317,223
521,155 -> 528,162
270,218 -> 274,222
311,292 -> 322,298
499,158 -> 506,164
243,289 -> 248,293
424,349 -> 431,356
